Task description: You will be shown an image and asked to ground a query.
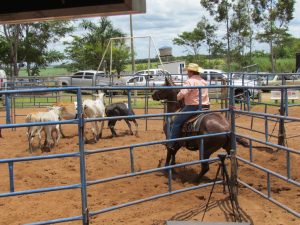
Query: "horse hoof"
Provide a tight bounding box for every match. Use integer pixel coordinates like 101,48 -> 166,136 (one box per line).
193,177 -> 201,183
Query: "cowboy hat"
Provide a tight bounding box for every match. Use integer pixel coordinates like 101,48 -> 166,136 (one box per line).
185,63 -> 204,73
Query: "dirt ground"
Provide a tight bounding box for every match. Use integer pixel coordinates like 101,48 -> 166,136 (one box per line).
0,105 -> 299,225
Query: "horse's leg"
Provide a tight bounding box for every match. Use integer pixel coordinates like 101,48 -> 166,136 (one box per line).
197,152 -> 211,182
165,148 -> 172,167
170,148 -> 179,175
170,150 -> 177,165
125,119 -> 134,135
164,147 -> 179,177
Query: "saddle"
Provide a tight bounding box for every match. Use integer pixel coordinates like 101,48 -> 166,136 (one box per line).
181,113 -> 210,134
181,112 -> 212,150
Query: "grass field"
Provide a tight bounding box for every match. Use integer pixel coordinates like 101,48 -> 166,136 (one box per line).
2,91 -> 300,109
0,92 -> 164,109
15,55 -> 296,78
18,67 -> 70,77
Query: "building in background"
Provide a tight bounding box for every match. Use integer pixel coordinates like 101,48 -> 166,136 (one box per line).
158,60 -> 185,75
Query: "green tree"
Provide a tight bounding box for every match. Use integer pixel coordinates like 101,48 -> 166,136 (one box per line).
173,26 -> 206,59
210,40 -> 226,58
112,44 -> 130,75
19,21 -> 73,76
1,21 -> 73,77
64,36 -> 88,71
0,36 -> 10,71
2,24 -> 22,76
230,0 -> 253,68
251,0 -> 295,72
65,17 -> 129,73
200,0 -> 234,70
197,17 -> 217,63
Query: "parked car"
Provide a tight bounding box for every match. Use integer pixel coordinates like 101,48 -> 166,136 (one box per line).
171,74 -> 187,83
170,69 -> 258,100
125,75 -> 165,87
202,69 -> 228,82
57,70 -> 110,88
172,69 -> 227,85
134,69 -> 171,79
231,74 -> 260,100
0,69 -> 7,102
261,74 -> 300,91
0,69 -> 7,89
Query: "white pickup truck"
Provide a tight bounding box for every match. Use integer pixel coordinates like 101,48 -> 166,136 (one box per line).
125,75 -> 165,87
56,70 -> 110,88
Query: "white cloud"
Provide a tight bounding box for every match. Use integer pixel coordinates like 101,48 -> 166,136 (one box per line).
289,0 -> 300,37
109,0 -> 209,58
53,0 -> 300,59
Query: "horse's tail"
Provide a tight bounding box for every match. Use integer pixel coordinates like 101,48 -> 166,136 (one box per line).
236,136 -> 249,147
224,134 -> 249,150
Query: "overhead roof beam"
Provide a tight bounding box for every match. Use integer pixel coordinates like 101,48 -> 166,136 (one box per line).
0,0 -> 146,24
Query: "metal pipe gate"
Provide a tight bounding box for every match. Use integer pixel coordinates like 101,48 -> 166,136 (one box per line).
0,84 -> 299,224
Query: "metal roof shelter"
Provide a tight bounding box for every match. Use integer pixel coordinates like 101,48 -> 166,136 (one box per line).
0,0 -> 146,24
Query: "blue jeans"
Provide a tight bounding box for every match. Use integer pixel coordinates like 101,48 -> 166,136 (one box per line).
169,105 -> 199,147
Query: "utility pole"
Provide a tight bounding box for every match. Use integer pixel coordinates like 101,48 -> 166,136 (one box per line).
130,14 -> 135,73
130,14 -> 137,105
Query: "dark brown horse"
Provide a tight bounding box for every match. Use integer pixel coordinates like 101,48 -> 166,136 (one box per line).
152,77 -> 248,182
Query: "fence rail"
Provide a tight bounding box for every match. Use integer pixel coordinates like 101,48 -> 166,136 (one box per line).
0,82 -> 300,224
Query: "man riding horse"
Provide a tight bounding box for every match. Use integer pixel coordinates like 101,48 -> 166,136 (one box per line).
152,63 -> 249,181
167,62 -> 209,151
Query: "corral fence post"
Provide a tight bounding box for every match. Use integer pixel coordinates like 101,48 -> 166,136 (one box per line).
229,86 -> 237,151
229,86 -> 241,219
227,83 -> 243,221
230,149 -> 240,211
5,94 -> 11,124
221,78 -> 228,110
76,88 -> 89,225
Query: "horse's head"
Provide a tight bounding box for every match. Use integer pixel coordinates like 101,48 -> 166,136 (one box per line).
152,77 -> 178,101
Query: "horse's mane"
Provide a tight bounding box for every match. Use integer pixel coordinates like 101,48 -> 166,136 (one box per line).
165,76 -> 175,86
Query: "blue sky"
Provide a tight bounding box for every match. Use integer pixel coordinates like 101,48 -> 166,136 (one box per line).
55,0 -> 300,59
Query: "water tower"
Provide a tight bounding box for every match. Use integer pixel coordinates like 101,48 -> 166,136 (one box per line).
159,46 -> 172,62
